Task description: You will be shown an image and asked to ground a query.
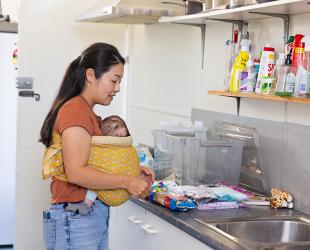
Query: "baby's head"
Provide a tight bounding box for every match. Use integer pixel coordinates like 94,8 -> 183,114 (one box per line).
101,115 -> 130,137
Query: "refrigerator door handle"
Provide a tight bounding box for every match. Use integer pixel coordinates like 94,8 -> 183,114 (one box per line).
18,90 -> 40,101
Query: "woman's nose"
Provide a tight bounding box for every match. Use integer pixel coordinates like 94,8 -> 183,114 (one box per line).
114,82 -> 121,92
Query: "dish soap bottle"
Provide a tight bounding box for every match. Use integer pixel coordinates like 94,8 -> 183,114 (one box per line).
228,39 -> 251,93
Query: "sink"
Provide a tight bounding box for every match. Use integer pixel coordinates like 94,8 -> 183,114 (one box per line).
262,245 -> 310,250
211,219 -> 310,243
194,216 -> 310,249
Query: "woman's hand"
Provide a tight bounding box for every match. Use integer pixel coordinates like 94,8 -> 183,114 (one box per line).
140,166 -> 155,183
125,175 -> 152,199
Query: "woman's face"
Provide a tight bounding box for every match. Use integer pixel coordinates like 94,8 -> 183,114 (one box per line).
93,63 -> 124,106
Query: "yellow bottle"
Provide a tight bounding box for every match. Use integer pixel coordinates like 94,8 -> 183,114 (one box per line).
228,39 -> 251,93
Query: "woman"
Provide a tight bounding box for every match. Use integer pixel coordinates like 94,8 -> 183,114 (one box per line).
40,43 -> 154,250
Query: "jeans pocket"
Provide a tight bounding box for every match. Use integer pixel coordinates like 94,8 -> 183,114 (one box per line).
43,218 -> 56,250
68,204 -> 96,219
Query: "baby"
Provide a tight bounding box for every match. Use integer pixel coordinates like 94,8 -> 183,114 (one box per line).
42,115 -> 143,215
84,115 -> 131,206
101,115 -> 130,137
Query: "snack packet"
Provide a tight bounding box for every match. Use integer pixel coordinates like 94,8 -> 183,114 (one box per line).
149,181 -> 196,211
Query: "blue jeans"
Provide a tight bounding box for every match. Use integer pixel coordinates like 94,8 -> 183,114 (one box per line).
43,200 -> 109,250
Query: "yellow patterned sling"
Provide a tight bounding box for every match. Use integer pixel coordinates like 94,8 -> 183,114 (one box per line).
42,132 -> 140,206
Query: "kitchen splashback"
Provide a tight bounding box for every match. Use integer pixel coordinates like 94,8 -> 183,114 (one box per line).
192,108 -> 310,214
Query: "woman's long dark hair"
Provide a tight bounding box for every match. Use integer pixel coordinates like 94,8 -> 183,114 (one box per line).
39,43 -> 125,147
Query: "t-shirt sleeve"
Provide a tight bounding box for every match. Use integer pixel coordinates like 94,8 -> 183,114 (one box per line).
55,100 -> 94,135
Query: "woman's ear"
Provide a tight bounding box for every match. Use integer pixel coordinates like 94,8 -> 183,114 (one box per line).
85,68 -> 96,84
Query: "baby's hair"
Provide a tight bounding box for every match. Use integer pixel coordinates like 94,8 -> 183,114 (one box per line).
101,115 -> 130,137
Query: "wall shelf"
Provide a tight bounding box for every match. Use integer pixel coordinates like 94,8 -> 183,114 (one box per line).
208,90 -> 310,103
159,0 -> 310,24
208,90 -> 310,114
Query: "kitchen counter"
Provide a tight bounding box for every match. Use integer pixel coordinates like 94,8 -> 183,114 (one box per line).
129,196 -> 308,250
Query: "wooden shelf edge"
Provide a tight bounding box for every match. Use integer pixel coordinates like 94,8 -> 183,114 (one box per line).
208,90 -> 310,104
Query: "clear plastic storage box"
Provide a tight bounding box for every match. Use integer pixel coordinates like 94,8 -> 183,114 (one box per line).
208,121 -> 267,194
152,130 -> 243,185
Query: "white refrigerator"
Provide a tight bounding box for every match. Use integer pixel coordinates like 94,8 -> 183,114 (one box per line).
0,32 -> 18,245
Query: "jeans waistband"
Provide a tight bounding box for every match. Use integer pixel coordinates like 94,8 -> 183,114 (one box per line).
49,199 -> 106,210
49,202 -> 67,210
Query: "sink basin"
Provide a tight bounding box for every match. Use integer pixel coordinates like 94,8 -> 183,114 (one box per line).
262,245 -> 310,250
195,216 -> 310,249
212,219 -> 310,243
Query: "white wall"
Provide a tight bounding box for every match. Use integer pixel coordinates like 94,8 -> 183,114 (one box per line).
15,1 -> 128,249
128,13 -> 310,143
127,22 -> 235,145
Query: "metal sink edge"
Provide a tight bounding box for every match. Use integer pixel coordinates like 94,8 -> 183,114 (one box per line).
194,216 -> 310,250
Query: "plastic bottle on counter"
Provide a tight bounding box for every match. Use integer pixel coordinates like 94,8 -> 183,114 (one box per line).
255,45 -> 275,94
228,39 -> 251,93
294,35 -> 310,97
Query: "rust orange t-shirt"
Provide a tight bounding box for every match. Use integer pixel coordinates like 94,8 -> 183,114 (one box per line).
50,95 -> 103,203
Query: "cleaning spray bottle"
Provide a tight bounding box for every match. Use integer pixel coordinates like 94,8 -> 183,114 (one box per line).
294,35 -> 310,97
228,39 -> 251,93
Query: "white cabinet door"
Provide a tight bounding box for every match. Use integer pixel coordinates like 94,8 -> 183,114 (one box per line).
110,201 -> 213,250
113,201 -> 146,250
142,210 -> 213,250
108,207 -> 119,250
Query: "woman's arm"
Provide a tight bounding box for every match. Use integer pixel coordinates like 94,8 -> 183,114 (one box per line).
62,126 -> 151,197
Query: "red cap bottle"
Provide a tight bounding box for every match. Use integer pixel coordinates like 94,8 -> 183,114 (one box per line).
292,41 -> 305,71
